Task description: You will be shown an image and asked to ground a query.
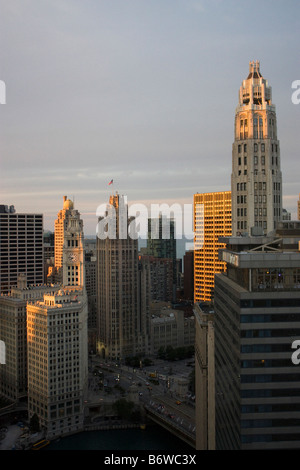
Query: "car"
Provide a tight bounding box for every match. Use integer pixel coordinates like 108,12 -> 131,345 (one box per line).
176,401 -> 182,405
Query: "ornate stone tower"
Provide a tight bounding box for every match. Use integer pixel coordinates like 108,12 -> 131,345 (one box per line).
62,205 -> 85,288
54,196 -> 84,285
231,61 -> 282,236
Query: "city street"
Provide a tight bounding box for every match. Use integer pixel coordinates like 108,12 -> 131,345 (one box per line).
86,355 -> 196,437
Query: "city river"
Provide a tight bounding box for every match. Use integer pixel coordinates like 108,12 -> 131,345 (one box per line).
45,425 -> 193,451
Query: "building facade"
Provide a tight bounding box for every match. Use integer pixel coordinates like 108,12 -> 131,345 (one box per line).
27,197 -> 88,439
193,191 -> 231,303
214,222 -> 300,449
140,255 -> 174,302
27,287 -> 88,439
0,275 -> 60,402
84,240 -> 97,349
150,302 -> 195,354
194,302 -> 215,450
183,249 -> 194,301
0,205 -> 43,294
96,193 -> 150,360
231,61 -> 282,236
147,216 -> 177,302
54,196 -> 83,283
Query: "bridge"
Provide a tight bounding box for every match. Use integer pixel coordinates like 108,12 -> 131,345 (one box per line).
143,396 -> 196,449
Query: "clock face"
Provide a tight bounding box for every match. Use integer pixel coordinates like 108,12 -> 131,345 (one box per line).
68,252 -> 78,262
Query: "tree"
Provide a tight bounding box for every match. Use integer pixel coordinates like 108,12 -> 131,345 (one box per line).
112,399 -> 134,421
29,413 -> 40,433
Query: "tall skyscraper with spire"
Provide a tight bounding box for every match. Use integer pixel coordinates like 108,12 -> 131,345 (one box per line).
96,193 -> 150,361
231,61 -> 282,236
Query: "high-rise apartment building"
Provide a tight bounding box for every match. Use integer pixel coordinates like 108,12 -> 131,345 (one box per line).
84,240 -> 97,347
214,222 -> 300,449
193,191 -> 231,302
231,61 -> 282,236
147,216 -> 176,260
183,250 -> 194,301
147,216 -> 177,301
27,197 -> 88,439
96,193 -> 150,360
0,205 -> 43,294
140,255 -> 174,302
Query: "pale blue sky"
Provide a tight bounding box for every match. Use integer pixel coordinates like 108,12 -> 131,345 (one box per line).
0,0 -> 299,234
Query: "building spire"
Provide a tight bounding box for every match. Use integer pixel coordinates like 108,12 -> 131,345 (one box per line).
247,60 -> 262,79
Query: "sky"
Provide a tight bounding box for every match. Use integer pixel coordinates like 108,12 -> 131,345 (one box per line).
0,0 -> 299,236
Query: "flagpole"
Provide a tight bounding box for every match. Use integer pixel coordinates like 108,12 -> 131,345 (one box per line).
108,179 -> 114,192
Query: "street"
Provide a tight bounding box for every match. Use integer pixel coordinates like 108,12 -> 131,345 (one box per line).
86,355 -> 196,437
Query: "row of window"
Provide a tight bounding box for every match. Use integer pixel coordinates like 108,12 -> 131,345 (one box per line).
238,143 -> 278,153
237,155 -> 279,168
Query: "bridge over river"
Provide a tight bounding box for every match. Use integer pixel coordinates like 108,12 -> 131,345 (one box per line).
142,394 -> 196,449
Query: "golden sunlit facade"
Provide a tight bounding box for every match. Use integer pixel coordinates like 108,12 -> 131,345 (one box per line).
194,191 -> 231,303
231,61 -> 282,236
54,196 -> 79,282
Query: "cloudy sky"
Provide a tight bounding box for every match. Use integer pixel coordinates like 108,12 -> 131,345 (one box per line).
0,0 -> 299,235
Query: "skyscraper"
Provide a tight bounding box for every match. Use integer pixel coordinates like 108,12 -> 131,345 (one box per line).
194,302 -> 215,450
147,215 -> 177,301
193,191 -> 231,303
231,61 -> 282,236
27,197 -> 88,439
0,274 -> 60,402
214,222 -> 300,449
147,216 -> 176,261
0,205 -> 43,294
54,196 -> 83,283
96,193 -> 150,360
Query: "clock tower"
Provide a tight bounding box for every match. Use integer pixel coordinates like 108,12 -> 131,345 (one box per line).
61,199 -> 85,287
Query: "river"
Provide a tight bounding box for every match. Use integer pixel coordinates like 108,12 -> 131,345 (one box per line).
45,425 -> 193,451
